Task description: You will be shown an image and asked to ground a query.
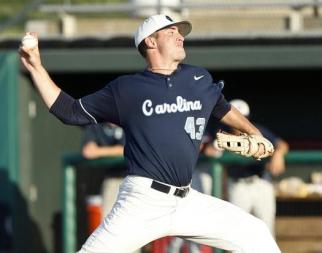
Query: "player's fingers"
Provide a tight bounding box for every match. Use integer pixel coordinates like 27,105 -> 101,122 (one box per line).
20,57 -> 32,71
18,46 -> 32,57
24,31 -> 38,38
30,31 -> 38,38
19,48 -> 34,69
20,57 -> 28,66
19,46 -> 40,65
18,46 -> 28,57
21,32 -> 39,52
253,143 -> 265,159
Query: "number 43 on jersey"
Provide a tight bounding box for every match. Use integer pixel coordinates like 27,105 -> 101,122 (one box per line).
184,117 -> 206,140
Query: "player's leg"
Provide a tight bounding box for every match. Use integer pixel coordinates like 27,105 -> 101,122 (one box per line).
252,178 -> 276,235
101,177 -> 124,218
172,189 -> 281,253
78,176 -> 175,253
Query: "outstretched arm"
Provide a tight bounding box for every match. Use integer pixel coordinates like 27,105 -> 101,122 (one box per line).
220,106 -> 262,136
19,32 -> 61,108
19,33 -> 119,126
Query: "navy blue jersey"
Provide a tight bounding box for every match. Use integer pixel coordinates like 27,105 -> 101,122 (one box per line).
50,64 -> 231,186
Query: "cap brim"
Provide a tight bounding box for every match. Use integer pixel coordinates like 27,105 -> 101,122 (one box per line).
136,20 -> 192,48
173,21 -> 192,37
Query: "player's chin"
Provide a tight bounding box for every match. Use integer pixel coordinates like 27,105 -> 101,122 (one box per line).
175,50 -> 186,62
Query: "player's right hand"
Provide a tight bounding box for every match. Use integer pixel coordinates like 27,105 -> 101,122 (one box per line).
19,32 -> 42,72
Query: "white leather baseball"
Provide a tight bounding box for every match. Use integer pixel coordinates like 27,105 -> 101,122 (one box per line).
22,34 -> 38,49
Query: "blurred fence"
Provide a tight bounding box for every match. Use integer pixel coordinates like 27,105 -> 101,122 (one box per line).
38,0 -> 322,35
2,0 -> 322,36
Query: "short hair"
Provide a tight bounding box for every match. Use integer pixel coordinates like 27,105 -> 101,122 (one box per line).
138,40 -> 148,58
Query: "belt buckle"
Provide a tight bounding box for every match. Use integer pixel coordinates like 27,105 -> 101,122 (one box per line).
244,176 -> 255,183
174,187 -> 189,198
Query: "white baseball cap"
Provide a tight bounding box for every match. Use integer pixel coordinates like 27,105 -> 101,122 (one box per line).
230,99 -> 250,117
134,14 -> 192,48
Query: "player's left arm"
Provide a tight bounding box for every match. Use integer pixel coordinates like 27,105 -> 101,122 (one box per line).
219,106 -> 262,136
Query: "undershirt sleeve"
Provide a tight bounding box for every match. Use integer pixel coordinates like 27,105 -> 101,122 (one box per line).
49,91 -> 93,125
79,84 -> 120,125
49,83 -> 120,126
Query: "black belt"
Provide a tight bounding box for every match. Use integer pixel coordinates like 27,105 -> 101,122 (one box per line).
151,180 -> 190,198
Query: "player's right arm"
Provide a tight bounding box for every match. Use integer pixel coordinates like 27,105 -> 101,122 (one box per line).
19,33 -> 61,109
19,33 -> 120,126
220,106 -> 262,136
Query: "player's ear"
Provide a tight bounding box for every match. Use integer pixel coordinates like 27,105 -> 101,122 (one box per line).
144,36 -> 157,49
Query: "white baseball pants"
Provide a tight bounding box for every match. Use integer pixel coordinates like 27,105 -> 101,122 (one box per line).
101,177 -> 124,219
78,175 -> 281,253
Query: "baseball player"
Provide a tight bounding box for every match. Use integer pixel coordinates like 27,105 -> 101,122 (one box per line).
20,14 -> 281,253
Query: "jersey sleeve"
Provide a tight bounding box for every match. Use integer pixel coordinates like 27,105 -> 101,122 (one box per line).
49,91 -> 94,125
79,83 -> 120,125
211,93 -> 231,120
49,81 -> 120,126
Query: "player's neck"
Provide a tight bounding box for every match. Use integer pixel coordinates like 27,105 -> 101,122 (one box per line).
147,56 -> 179,75
148,67 -> 177,75
147,63 -> 179,75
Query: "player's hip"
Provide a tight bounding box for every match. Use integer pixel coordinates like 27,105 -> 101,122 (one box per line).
121,175 -> 191,201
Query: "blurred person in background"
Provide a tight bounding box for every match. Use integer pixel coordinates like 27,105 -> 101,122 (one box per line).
226,99 -> 289,235
82,122 -> 126,218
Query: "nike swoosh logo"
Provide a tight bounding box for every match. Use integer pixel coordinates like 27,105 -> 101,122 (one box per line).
194,75 -> 204,81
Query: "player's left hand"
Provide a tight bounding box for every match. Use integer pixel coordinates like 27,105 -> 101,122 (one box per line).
253,143 -> 266,160
216,132 -> 274,160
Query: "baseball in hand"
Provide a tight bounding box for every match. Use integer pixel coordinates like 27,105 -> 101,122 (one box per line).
22,34 -> 38,49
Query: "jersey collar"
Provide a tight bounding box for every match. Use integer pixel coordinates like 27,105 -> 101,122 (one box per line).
143,64 -> 182,78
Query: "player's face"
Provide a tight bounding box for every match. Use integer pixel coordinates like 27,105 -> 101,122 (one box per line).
155,25 -> 186,62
